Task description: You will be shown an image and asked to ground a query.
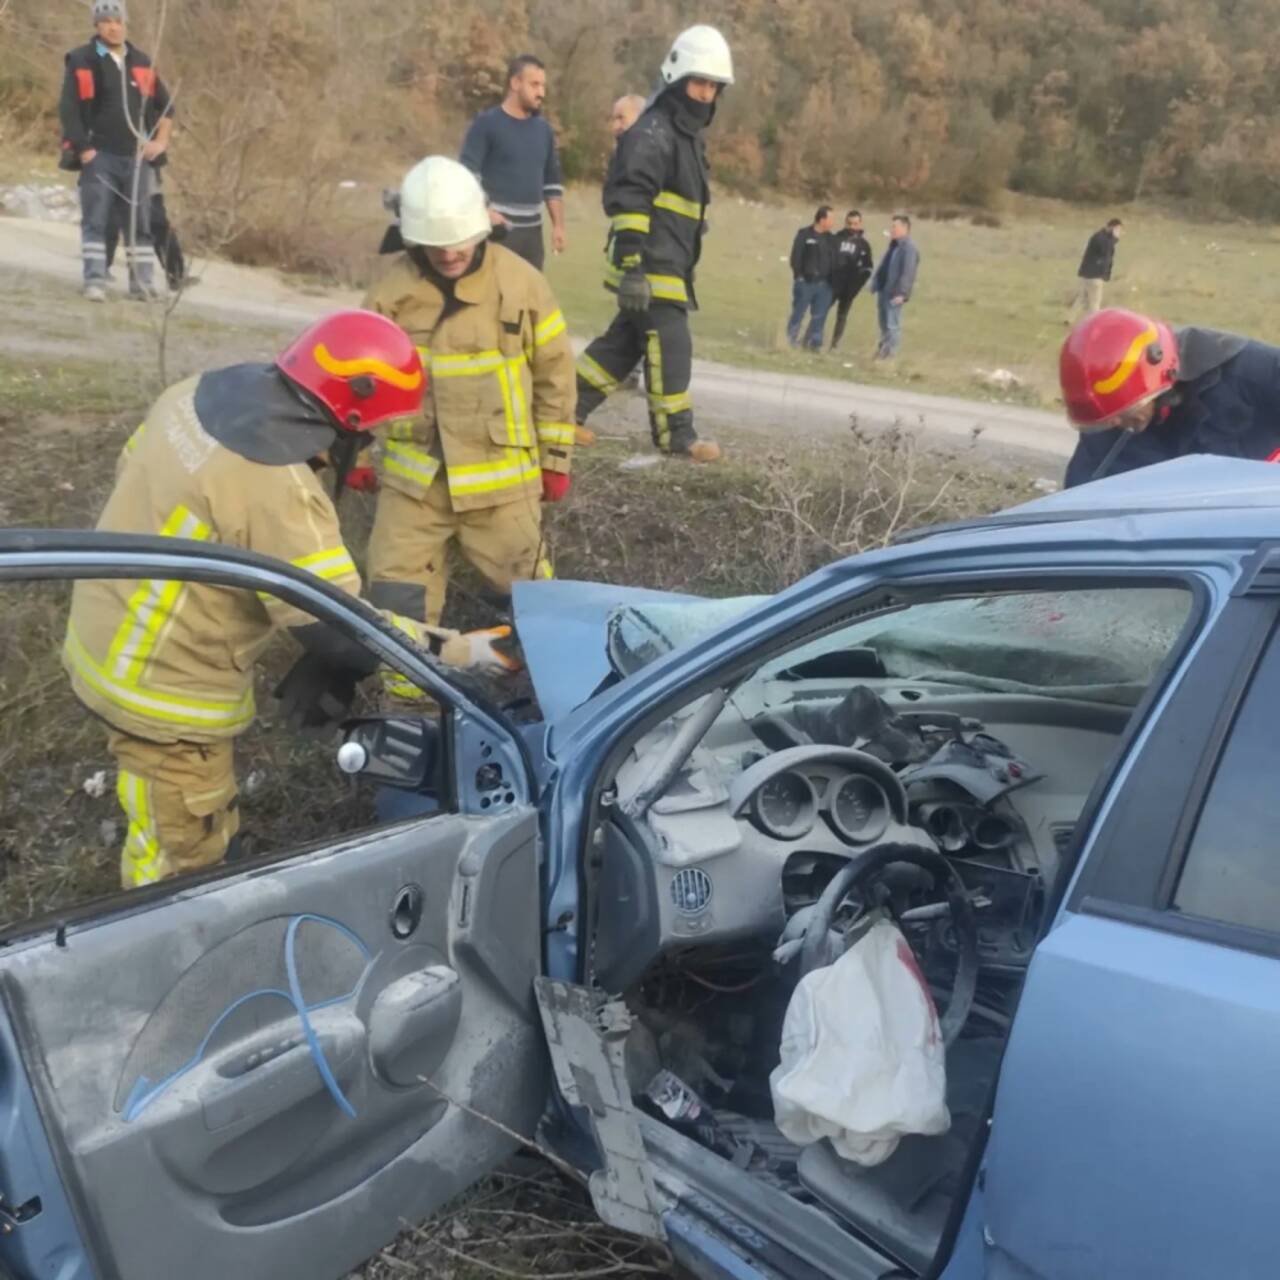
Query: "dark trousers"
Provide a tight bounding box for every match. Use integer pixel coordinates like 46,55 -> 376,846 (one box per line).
787,278 -> 833,349
829,279 -> 867,349
575,301 -> 697,454
107,191 -> 185,289
501,223 -> 545,271
78,151 -> 153,290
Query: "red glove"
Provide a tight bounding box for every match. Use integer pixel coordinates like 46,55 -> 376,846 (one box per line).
344,466 -> 378,493
541,470 -> 571,503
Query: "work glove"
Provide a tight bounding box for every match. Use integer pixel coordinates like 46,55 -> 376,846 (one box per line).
273,652 -> 360,732
344,466 -> 378,493
541,470 -> 571,503
617,267 -> 652,314
423,624 -> 524,675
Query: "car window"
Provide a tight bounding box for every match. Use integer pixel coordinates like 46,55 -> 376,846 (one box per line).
1174,629 -> 1280,933
0,574 -> 439,935
614,586 -> 1190,706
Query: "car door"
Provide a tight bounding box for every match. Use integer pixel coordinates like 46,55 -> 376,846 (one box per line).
0,530 -> 547,1280
974,576 -> 1280,1279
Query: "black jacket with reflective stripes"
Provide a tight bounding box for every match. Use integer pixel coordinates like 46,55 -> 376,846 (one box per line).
602,90 -> 710,308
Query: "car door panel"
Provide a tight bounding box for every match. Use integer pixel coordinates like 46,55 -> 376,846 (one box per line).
0,808 -> 545,1280
978,595 -> 1280,1279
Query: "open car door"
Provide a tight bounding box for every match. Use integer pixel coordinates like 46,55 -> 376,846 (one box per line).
0,531 -> 547,1280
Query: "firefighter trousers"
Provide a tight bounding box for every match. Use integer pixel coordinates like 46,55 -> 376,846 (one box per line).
575,302 -> 698,454
367,477 -> 551,626
107,730 -> 240,890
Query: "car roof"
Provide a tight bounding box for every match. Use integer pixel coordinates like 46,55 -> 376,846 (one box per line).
898,457 -> 1280,545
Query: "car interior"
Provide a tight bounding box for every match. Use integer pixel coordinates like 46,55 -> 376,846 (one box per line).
582,583 -> 1194,1273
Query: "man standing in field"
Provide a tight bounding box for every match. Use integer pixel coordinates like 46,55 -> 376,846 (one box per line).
574,25 -> 735,463
58,0 -> 173,302
1069,218 -> 1123,322
460,54 -> 566,271
787,206 -> 836,349
829,210 -> 874,351
870,214 -> 920,360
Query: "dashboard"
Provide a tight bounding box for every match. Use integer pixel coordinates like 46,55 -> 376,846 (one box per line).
596,682 -> 1126,989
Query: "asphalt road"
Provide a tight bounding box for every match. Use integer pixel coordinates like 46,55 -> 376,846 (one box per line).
0,215 -> 1073,474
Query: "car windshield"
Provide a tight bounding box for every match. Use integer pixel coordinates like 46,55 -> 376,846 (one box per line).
608,586 -> 1191,704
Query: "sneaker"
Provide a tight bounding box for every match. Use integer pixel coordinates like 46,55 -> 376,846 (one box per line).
574,425 -> 597,447
128,284 -> 163,302
684,440 -> 723,463
82,284 -> 107,303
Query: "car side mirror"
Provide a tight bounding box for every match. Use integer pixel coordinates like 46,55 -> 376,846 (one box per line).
336,715 -> 441,793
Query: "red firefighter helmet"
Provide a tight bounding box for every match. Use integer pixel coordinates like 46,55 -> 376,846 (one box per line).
276,310 -> 424,432
1060,308 -> 1179,429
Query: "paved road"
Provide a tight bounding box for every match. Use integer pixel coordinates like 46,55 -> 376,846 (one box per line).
0,216 -> 1073,472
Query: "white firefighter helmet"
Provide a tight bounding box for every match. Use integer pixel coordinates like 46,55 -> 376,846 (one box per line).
398,156 -> 490,248
660,24 -> 734,87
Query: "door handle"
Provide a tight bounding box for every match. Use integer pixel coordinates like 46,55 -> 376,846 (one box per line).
200,1016 -> 364,1133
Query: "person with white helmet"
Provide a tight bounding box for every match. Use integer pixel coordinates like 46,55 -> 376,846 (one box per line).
363,156 -> 577,631
574,25 -> 734,464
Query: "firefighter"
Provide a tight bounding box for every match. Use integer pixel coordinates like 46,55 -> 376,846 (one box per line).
1060,308 -> 1280,487
363,155 -> 576,629
63,310 -> 513,889
574,25 -> 734,463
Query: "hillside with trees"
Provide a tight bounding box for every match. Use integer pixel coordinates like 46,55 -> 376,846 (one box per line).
5,0 -> 1279,249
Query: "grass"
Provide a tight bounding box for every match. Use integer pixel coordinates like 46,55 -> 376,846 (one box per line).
539,188 -> 1280,408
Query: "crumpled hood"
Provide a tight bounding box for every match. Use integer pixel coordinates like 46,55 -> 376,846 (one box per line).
511,579 -> 701,723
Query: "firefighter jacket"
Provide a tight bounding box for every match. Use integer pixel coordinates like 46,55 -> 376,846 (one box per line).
363,243 -> 575,513
63,371 -> 365,745
603,89 -> 711,308
1064,328 -> 1273,487
59,39 -> 172,168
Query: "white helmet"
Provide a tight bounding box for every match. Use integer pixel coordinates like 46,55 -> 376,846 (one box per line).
399,156 -> 490,248
660,24 -> 734,87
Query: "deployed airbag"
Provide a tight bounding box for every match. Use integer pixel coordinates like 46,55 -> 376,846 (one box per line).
770,917 -> 949,1166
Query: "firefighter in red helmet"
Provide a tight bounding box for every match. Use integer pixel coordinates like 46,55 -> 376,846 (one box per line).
64,310 -> 513,889
1060,308 -> 1280,487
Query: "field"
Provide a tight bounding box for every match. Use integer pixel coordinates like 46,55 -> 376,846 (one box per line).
541,188 -> 1280,407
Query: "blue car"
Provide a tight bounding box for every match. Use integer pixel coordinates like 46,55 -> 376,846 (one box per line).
3,456 -> 1279,1280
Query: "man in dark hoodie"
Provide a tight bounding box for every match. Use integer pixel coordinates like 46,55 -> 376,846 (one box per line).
829,209 -> 874,351
63,311 -> 509,888
1060,307 -> 1280,487
58,0 -> 173,301
573,25 -> 734,463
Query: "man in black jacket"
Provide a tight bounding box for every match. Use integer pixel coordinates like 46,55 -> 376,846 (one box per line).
58,0 -> 173,302
829,210 -> 874,351
574,25 -> 734,463
787,206 -> 835,350
1069,218 -> 1123,323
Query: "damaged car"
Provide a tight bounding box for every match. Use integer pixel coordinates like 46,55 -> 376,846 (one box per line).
3,455 -> 1280,1280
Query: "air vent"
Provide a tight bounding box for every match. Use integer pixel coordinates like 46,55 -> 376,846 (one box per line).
670,868 -> 713,916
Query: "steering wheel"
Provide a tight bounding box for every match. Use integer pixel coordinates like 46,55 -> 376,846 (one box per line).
798,844 -> 978,1047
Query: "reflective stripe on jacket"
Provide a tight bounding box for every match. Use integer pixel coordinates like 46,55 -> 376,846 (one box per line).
602,91 -> 710,309
363,244 -> 576,512
64,378 -> 362,744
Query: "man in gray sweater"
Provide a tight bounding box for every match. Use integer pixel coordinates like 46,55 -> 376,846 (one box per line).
460,54 -> 566,270
869,214 -> 920,360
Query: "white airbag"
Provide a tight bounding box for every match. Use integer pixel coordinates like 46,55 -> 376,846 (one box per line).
770,917 -> 949,1166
